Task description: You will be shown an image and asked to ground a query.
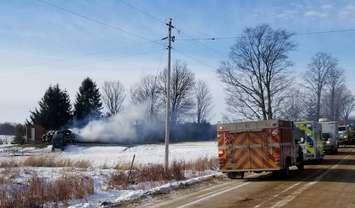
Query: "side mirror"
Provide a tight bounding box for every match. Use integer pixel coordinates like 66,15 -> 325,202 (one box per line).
300,137 -> 305,143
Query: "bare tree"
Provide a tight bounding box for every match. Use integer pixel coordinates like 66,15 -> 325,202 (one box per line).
101,81 -> 126,116
217,24 -> 295,120
159,60 -> 195,124
130,74 -> 160,120
340,88 -> 355,123
280,87 -> 306,121
322,67 -> 345,121
304,52 -> 337,121
195,80 -> 213,123
321,69 -> 345,121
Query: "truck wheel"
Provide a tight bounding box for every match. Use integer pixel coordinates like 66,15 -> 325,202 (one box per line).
281,159 -> 291,177
282,167 -> 290,177
297,155 -> 304,171
227,172 -> 244,179
297,161 -> 304,171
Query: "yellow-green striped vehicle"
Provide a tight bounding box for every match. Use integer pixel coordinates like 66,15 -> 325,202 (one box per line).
295,121 -> 324,161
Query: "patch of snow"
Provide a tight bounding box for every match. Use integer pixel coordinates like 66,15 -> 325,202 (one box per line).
0,141 -> 220,207
0,145 -> 52,157
60,141 -> 217,168
68,171 -> 221,208
0,135 -> 14,146
67,203 -> 93,208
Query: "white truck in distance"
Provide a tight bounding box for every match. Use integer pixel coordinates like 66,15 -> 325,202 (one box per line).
338,124 -> 349,145
319,119 -> 338,154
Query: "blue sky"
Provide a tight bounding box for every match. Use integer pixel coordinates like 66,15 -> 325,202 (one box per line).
0,0 -> 354,123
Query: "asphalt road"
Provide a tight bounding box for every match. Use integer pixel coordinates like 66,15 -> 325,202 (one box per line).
129,145 -> 355,208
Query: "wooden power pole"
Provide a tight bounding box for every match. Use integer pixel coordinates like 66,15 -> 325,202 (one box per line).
162,18 -> 174,170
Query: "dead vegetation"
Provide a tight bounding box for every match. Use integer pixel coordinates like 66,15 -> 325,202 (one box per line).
108,161 -> 185,189
0,156 -> 91,169
184,157 -> 218,172
0,174 -> 94,208
23,156 -> 91,169
0,160 -> 20,168
108,157 -> 218,189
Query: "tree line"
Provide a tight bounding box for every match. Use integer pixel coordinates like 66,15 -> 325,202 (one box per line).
218,24 -> 355,123
17,24 -> 355,142
28,61 -> 214,141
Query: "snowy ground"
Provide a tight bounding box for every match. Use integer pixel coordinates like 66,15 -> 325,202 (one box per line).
0,135 -> 14,146
0,141 -> 218,207
61,141 -> 217,168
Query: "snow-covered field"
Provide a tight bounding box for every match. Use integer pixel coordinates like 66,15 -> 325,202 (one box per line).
62,141 -> 217,168
0,141 -> 219,207
0,135 -> 14,145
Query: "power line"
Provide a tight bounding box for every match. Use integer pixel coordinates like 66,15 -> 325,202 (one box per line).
118,2 -> 218,79
119,0 -> 166,24
173,48 -> 217,70
296,29 -> 355,36
18,47 -> 165,70
175,29 -> 227,57
31,1 -> 217,80
35,0 -> 162,45
116,0 -> 226,57
177,28 -> 355,41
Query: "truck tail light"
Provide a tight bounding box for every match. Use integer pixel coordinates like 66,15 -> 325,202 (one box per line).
273,153 -> 280,161
217,133 -> 224,145
218,150 -> 224,157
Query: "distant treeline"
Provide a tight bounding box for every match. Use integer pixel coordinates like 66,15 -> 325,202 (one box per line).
171,122 -> 216,142
0,122 -> 16,135
116,121 -> 217,145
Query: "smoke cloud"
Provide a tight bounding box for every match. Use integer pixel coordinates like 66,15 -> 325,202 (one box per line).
71,104 -> 162,143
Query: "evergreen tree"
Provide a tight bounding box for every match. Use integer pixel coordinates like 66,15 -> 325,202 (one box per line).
74,77 -> 102,123
13,124 -> 26,144
30,84 -> 72,130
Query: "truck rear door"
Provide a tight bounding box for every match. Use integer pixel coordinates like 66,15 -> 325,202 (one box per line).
248,131 -> 279,170
224,130 -> 279,171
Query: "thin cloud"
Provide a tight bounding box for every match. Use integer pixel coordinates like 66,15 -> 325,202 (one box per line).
338,4 -> 355,23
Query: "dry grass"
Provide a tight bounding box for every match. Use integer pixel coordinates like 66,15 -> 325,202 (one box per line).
0,168 -> 20,182
0,174 -> 94,208
108,161 -> 185,189
184,157 -> 219,172
0,160 -> 20,168
0,156 -> 91,169
0,175 -> 6,186
113,162 -> 131,171
23,156 -> 91,169
108,157 -> 218,190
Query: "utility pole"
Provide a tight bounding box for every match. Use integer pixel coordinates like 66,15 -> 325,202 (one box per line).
162,18 -> 174,170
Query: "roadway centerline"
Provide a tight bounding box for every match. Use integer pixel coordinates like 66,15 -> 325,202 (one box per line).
176,182 -> 250,208
253,170 -> 324,208
149,180 -> 244,208
268,154 -> 351,208
254,182 -> 302,208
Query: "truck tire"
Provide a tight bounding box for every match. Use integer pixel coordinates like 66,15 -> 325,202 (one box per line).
227,172 -> 244,179
281,158 -> 291,177
297,152 -> 304,171
282,167 -> 290,177
297,161 -> 304,171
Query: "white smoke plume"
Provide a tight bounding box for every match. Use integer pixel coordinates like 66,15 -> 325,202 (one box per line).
71,104 -> 159,143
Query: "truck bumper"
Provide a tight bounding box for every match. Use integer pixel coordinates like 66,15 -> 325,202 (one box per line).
324,144 -> 337,153
221,168 -> 281,173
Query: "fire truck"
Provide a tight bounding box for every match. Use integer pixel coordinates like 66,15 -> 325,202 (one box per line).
217,120 -> 303,179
